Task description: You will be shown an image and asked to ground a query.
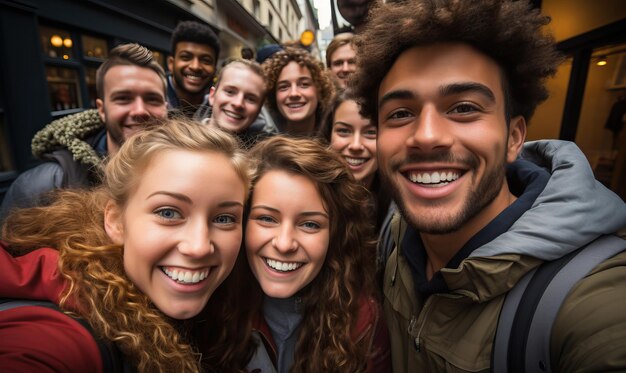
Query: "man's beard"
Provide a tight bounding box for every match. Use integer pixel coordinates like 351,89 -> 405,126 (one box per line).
382,150 -> 506,235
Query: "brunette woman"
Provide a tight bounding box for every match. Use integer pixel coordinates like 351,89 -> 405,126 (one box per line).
0,119 -> 251,372
241,136 -> 390,372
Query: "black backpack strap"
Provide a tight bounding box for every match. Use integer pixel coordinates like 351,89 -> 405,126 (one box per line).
0,298 -> 124,373
493,235 -> 626,373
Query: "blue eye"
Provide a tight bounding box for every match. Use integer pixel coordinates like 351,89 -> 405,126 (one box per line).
155,208 -> 182,220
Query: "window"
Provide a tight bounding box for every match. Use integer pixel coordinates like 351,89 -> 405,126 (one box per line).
40,25 -> 75,60
46,66 -> 82,111
253,0 -> 260,18
82,34 -> 108,60
0,88 -> 12,173
269,12 -> 274,34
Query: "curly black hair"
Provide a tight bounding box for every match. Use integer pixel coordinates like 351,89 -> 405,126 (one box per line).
352,0 -> 563,124
171,20 -> 220,59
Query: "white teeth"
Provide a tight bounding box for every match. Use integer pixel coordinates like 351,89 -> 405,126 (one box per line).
345,157 -> 366,166
265,258 -> 302,272
408,171 -> 460,185
287,103 -> 304,108
224,110 -> 243,120
162,267 -> 209,284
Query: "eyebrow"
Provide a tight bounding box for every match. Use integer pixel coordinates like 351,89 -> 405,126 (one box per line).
333,121 -> 354,128
250,205 -> 329,219
439,82 -> 495,103
147,192 -> 243,208
378,82 -> 496,109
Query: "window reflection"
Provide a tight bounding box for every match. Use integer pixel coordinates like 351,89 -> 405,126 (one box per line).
46,66 -> 82,111
82,35 -> 108,60
40,25 -> 74,60
151,49 -> 166,70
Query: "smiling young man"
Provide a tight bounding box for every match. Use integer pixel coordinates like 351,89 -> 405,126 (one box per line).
167,20 -> 220,118
325,33 -> 357,89
205,59 -> 275,148
352,0 -> 626,371
0,43 -> 167,222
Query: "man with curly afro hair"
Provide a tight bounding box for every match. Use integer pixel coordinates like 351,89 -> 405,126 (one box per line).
354,1 -> 626,372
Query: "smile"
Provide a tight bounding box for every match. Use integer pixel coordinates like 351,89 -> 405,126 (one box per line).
286,102 -> 305,109
161,266 -> 209,284
345,157 -> 368,166
265,258 -> 303,272
223,109 -> 244,120
406,170 -> 461,187
184,72 -> 204,82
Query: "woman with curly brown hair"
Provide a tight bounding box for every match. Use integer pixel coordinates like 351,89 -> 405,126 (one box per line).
263,47 -> 334,137
240,136 -> 390,372
0,119 -> 251,372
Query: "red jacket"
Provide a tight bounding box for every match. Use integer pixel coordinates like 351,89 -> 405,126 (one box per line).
251,295 -> 391,372
0,242 -> 102,373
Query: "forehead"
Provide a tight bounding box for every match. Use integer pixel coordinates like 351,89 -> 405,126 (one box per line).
103,65 -> 164,94
379,43 -> 504,101
174,41 -> 215,56
278,61 -> 312,80
220,65 -> 263,87
331,43 -> 355,61
254,170 -> 325,209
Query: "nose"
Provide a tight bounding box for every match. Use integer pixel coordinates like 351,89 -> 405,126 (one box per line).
129,97 -> 149,118
288,84 -> 301,99
178,222 -> 214,258
407,104 -> 453,151
348,133 -> 364,151
341,61 -> 351,72
189,57 -> 201,70
231,93 -> 244,108
272,225 -> 298,253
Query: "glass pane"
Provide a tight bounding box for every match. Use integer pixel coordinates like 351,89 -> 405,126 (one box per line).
40,25 -> 74,60
82,35 -> 108,60
46,66 -> 82,111
85,67 -> 98,108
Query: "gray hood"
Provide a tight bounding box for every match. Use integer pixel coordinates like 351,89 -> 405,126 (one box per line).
471,140 -> 626,260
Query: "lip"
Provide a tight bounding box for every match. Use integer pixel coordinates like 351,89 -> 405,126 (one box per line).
223,109 -> 244,121
344,156 -> 371,170
158,265 -> 215,294
261,256 -> 305,278
399,166 -> 468,201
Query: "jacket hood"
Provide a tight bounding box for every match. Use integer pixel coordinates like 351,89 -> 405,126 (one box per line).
471,140 -> 626,260
31,109 -> 104,168
0,243 -> 66,304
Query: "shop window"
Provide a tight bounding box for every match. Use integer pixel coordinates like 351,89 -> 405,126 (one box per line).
40,25 -> 74,60
82,35 -> 108,60
46,66 -> 82,111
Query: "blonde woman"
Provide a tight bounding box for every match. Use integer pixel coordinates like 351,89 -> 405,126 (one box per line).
0,119 -> 251,372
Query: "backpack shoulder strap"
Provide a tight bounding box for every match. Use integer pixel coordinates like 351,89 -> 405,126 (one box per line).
524,234 -> 626,372
492,235 -> 626,373
0,298 -> 125,373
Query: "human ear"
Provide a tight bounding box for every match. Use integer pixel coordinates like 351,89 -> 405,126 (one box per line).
506,115 -> 527,163
96,98 -> 106,123
208,86 -> 216,106
167,55 -> 174,73
104,200 -> 125,245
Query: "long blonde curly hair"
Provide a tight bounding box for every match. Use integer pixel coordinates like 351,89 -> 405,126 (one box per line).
2,119 -> 251,372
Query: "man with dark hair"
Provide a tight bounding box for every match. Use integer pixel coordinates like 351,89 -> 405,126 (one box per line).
167,20 -> 220,118
0,43 -> 167,221
352,0 -> 626,371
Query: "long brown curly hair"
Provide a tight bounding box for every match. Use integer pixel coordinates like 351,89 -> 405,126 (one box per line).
2,119 -> 251,372
242,135 -> 378,372
352,0 -> 563,124
263,47 -> 335,132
